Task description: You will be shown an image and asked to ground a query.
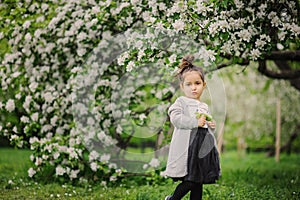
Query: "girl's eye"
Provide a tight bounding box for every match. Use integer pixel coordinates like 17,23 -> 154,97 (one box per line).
196,82 -> 201,85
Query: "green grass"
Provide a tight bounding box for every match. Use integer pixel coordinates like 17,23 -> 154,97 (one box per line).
0,148 -> 300,199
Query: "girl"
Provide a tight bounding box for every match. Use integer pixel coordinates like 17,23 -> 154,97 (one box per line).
164,55 -> 221,200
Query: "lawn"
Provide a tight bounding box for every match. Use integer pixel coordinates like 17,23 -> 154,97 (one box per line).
0,148 -> 299,200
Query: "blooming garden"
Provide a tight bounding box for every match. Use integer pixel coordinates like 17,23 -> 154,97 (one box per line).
0,0 -> 299,188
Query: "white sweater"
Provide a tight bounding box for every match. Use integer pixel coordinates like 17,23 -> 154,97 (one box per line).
164,96 -> 215,178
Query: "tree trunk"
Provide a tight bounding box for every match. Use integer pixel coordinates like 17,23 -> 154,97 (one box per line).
267,124 -> 300,156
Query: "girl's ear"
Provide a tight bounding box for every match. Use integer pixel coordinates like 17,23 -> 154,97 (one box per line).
180,82 -> 184,90
203,81 -> 207,88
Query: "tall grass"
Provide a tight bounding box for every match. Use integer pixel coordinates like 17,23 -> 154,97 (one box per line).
0,148 -> 299,200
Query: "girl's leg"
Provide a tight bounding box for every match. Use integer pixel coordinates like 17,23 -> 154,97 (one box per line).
190,183 -> 203,200
170,181 -> 199,200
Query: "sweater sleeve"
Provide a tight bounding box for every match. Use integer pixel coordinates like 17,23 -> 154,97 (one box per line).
168,99 -> 198,130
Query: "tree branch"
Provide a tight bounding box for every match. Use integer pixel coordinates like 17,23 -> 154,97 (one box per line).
258,60 -> 300,79
205,58 -> 249,73
265,50 -> 300,61
205,61 -> 233,73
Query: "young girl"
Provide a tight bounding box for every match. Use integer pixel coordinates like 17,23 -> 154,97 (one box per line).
164,55 -> 221,200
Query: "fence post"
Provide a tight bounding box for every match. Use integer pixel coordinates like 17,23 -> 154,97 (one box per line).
275,98 -> 281,162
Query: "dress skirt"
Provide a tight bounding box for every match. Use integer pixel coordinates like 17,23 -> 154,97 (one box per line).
174,127 -> 221,184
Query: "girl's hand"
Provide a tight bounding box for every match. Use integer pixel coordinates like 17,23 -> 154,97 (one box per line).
207,120 -> 216,129
198,115 -> 206,127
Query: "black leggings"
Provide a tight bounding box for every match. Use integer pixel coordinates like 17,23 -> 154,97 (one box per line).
170,181 -> 203,200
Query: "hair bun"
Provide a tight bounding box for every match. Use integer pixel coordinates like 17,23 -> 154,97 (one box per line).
176,54 -> 205,82
179,54 -> 194,70
183,55 -> 194,63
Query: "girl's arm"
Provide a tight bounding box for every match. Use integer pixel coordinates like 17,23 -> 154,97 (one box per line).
168,100 -> 198,130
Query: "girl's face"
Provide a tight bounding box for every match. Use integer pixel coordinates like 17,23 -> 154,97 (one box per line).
180,71 -> 206,101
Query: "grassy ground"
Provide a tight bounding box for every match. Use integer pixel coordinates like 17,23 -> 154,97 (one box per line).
0,148 -> 300,200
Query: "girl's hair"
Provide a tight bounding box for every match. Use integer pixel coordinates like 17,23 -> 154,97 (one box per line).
176,55 -> 205,83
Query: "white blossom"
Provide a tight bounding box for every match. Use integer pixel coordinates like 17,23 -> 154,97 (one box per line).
117,52 -> 129,66
35,157 -> 42,166
31,113 -> 39,122
116,124 -> 123,134
43,92 -> 54,103
90,162 -> 98,172
28,168 -> 36,178
23,20 -> 31,29
172,20 -> 185,31
250,49 -> 261,60
100,153 -> 111,162
30,154 -> 35,162
100,181 -> 107,186
12,126 -> 18,133
139,114 -> 147,121
149,158 -> 160,168
21,116 -> 29,123
69,169 -> 80,180
53,152 -> 60,159
29,82 -> 39,92
5,99 -> 15,112
169,54 -> 177,64
55,165 -> 66,176
278,31 -> 286,41
126,61 -> 135,72
89,150 -> 99,161
108,163 -> 117,169
276,43 -> 284,50
143,164 -> 149,169
109,176 -> 117,182
67,148 -> 78,159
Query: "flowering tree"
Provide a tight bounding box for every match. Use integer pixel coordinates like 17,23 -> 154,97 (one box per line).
0,0 -> 299,183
